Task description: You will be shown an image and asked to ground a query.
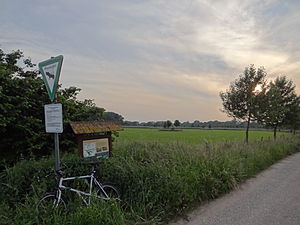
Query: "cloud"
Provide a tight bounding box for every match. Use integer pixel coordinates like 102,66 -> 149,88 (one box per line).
1,0 -> 300,121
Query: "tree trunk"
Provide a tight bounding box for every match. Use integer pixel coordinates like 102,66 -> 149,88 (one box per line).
273,125 -> 277,140
245,116 -> 251,144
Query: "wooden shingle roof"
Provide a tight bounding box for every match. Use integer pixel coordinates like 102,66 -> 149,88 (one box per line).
70,121 -> 123,134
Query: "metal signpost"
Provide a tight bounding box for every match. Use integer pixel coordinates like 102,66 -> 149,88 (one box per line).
39,55 -> 64,171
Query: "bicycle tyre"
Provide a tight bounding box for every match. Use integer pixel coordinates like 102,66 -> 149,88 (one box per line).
97,183 -> 120,201
36,192 -> 67,215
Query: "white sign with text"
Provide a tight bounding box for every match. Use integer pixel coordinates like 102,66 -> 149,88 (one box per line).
44,104 -> 63,133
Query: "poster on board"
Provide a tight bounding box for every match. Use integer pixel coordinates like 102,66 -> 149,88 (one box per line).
83,138 -> 109,158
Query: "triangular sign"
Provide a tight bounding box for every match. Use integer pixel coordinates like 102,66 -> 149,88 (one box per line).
38,55 -> 63,102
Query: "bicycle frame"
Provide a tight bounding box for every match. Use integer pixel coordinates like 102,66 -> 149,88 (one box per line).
55,172 -> 110,206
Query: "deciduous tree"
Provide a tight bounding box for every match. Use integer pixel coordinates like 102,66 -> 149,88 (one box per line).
102,111 -> 124,123
163,120 -> 172,128
257,76 -> 299,139
220,65 -> 267,143
174,120 -> 181,127
284,102 -> 300,134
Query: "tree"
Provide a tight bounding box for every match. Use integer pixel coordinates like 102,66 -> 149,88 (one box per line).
220,65 -> 267,143
192,120 -> 201,127
174,120 -> 181,127
284,101 -> 300,134
163,120 -> 172,128
154,121 -> 164,127
0,49 -> 106,165
0,49 -> 49,163
102,112 -> 124,124
58,87 -> 105,122
257,77 -> 299,139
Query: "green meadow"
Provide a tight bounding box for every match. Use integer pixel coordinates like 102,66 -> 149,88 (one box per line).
117,128 -> 286,144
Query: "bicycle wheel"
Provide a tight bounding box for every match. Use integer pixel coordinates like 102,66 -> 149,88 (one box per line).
36,192 -> 66,215
97,183 -> 120,201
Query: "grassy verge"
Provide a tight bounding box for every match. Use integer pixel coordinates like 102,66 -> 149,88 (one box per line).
1,135 -> 300,224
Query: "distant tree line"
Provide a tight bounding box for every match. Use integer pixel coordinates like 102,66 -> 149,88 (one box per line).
123,119 -> 262,129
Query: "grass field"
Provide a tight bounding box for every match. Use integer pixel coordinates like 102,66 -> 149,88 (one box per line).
117,128 -> 286,144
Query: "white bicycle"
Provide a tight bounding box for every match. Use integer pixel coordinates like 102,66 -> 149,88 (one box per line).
36,161 -> 120,213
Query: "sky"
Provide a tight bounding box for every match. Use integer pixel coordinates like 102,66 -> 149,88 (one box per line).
1,0 -> 300,122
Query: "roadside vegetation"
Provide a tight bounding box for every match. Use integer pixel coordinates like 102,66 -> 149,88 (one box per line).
1,136 -> 300,225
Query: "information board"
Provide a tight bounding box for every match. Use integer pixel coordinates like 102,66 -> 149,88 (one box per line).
83,138 -> 109,158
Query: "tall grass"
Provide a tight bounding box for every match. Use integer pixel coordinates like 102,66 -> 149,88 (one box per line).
1,135 -> 299,224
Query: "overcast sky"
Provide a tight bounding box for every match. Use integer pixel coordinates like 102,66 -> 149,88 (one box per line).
1,0 -> 300,122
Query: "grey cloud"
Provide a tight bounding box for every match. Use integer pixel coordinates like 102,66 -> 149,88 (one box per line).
1,0 -> 300,121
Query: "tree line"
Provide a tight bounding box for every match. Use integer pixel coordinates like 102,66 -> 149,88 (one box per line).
123,119 -> 263,129
220,65 -> 300,143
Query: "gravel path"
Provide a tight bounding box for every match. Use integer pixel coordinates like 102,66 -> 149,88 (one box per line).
168,152 -> 300,225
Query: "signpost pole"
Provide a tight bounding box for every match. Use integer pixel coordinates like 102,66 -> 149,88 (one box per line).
54,95 -> 60,171
54,132 -> 60,171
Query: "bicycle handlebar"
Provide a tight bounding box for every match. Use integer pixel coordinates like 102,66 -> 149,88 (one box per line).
36,160 -> 102,180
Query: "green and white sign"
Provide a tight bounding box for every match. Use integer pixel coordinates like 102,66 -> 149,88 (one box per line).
38,55 -> 63,102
